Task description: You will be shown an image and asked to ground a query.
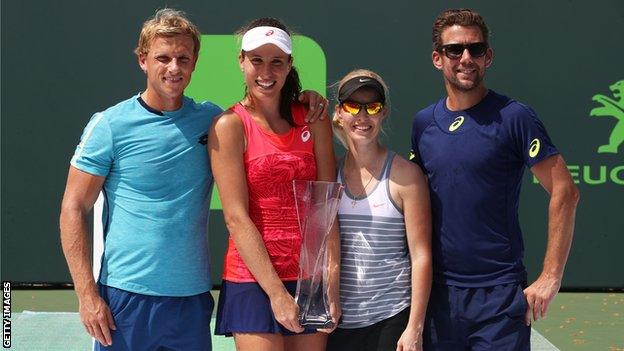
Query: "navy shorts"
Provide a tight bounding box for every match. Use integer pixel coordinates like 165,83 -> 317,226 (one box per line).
423,282 -> 530,351
326,307 -> 410,351
215,280 -> 318,336
95,284 -> 214,351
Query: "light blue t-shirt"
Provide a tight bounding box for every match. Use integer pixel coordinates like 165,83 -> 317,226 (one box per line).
71,94 -> 222,296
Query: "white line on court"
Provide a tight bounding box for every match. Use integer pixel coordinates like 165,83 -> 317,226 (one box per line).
532,328 -> 560,351
10,312 -> 561,350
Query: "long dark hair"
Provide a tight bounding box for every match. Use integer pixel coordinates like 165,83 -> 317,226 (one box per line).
238,17 -> 302,126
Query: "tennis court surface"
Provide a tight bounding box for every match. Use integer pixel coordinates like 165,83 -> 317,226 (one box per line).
9,290 -> 624,350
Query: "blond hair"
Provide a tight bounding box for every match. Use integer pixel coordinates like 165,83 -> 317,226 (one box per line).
134,8 -> 201,57
332,69 -> 390,148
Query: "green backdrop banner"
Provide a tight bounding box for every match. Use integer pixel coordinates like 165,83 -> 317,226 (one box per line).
2,0 -> 623,289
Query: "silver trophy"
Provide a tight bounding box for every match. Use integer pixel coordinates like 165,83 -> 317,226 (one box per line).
292,180 -> 344,329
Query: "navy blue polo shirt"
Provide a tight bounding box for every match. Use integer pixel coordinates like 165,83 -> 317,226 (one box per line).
410,90 -> 558,287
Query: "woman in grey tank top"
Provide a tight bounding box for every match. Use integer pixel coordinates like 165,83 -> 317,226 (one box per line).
326,69 -> 432,351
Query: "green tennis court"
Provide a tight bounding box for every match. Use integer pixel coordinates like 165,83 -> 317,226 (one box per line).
9,290 -> 623,351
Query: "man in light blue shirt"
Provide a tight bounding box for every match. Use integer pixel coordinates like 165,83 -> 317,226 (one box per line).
60,8 -> 328,351
61,9 -> 220,351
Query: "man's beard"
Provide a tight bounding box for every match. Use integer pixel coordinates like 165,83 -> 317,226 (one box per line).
446,69 -> 484,92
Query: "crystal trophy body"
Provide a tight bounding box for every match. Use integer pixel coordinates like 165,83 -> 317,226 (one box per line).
292,180 -> 344,329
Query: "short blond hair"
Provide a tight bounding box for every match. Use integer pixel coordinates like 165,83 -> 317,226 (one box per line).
134,8 -> 201,57
332,69 -> 390,148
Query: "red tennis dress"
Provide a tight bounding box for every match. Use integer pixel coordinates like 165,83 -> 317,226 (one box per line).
222,102 -> 317,282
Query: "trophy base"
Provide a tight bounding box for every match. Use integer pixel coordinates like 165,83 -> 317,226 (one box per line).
299,316 -> 335,329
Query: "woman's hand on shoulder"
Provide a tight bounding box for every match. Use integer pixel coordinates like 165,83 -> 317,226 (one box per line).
298,90 -> 328,123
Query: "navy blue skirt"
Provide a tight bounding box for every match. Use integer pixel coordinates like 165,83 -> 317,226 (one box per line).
215,280 -> 318,336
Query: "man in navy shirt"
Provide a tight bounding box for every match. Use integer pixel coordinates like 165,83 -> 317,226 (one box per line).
410,8 -> 579,350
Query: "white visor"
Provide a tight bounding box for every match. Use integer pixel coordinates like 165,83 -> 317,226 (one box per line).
241,26 -> 292,54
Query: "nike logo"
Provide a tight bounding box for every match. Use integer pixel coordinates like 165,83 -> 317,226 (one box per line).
372,203 -> 386,208
359,78 -> 370,83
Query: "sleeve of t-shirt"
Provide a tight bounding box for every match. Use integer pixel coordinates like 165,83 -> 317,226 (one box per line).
199,100 -> 224,119
410,110 -> 428,169
70,112 -> 114,177
507,104 -> 559,168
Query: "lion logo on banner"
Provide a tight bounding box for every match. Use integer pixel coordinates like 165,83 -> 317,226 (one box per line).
590,80 -> 624,153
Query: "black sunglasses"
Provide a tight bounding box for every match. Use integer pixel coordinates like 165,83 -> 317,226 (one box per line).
439,42 -> 488,59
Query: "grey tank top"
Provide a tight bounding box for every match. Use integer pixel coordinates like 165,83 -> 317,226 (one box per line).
337,151 -> 411,329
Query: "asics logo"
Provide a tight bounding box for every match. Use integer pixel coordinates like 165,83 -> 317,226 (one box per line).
529,138 -> 541,158
449,116 -> 464,132
301,130 -> 311,142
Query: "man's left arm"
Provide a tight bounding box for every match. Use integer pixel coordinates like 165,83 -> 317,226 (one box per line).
524,154 -> 580,325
